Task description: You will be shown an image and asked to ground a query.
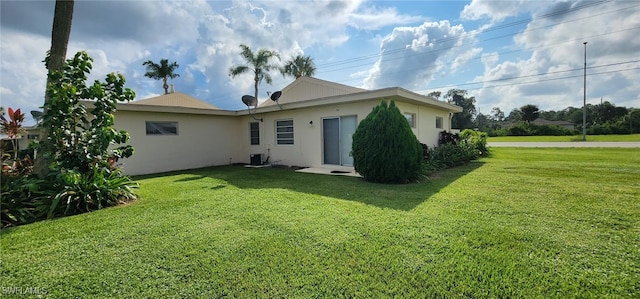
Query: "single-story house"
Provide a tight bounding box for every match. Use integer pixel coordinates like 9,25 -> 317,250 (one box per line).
531,118 -> 575,130
17,77 -> 461,175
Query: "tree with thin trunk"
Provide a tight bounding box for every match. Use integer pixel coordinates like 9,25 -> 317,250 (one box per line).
36,0 -> 74,176
143,59 -> 180,94
520,104 -> 540,125
426,91 -> 442,100
280,55 -> 316,79
229,44 -> 280,105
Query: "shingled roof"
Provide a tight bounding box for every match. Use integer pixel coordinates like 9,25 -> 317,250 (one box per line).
132,92 -> 219,109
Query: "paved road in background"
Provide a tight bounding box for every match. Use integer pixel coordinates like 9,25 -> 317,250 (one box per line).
488,142 -> 640,148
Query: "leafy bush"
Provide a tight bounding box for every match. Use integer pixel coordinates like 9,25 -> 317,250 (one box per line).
36,51 -> 138,218
1,175 -> 49,228
423,130 -> 487,175
1,51 -> 138,229
508,123 -> 530,136
460,129 -> 489,157
46,166 -> 137,218
425,143 -> 478,170
352,100 -> 423,183
438,130 -> 459,145
41,51 -> 135,174
588,120 -> 631,135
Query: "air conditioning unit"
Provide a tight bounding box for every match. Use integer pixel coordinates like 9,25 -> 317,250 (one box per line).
250,154 -> 262,166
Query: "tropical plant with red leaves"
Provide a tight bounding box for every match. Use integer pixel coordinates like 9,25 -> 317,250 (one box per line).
0,107 -> 26,160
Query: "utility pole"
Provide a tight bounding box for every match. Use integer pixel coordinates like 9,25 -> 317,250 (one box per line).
582,42 -> 587,141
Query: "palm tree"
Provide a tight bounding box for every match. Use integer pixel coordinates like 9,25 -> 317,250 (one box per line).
228,44 -> 280,105
143,59 -> 180,94
280,55 -> 316,79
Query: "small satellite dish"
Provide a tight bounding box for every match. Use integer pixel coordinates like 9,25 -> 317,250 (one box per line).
241,95 -> 257,107
270,91 -> 282,102
31,110 -> 43,124
241,95 -> 262,122
270,90 -> 283,110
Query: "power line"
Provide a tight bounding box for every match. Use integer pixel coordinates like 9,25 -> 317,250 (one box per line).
318,4 -> 640,76
315,0 -> 616,70
211,1 -> 638,104
415,66 -> 640,93
333,26 -> 640,84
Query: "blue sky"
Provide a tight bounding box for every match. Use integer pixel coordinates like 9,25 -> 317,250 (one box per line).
2,0 -> 639,125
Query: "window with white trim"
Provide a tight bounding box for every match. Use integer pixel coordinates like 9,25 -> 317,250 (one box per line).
146,121 -> 178,135
250,122 -> 260,145
436,116 -> 443,129
275,119 -> 294,145
404,113 -> 416,128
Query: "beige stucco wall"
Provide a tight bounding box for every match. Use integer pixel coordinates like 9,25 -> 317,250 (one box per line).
238,99 -> 453,168
395,101 -> 451,148
114,110 -> 243,175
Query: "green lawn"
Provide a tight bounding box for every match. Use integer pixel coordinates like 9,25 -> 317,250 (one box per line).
1,148 -> 639,298
488,134 -> 640,142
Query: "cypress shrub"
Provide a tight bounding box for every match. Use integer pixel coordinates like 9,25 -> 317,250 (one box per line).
352,100 -> 423,183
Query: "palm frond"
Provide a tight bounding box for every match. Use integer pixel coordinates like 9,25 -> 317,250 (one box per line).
229,66 -> 250,77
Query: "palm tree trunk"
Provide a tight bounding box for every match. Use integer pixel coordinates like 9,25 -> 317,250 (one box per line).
47,0 -> 74,74
254,77 -> 259,107
163,77 -> 169,94
35,0 -> 75,177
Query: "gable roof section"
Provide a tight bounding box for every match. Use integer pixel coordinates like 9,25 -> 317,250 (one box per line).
258,76 -> 366,107
254,86 -> 462,114
132,92 -> 220,109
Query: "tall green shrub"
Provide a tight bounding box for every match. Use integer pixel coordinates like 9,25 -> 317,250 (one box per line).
352,100 -> 423,183
41,51 -> 135,173
39,51 -> 137,217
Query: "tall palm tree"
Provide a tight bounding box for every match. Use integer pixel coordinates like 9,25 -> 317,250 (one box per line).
229,44 -> 280,105
143,59 -> 180,94
280,55 -> 316,79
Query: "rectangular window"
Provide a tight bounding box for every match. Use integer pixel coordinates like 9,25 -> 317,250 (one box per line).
146,121 -> 178,135
276,119 -> 294,145
436,116 -> 443,129
404,113 -> 416,128
27,134 -> 39,140
250,122 -> 260,145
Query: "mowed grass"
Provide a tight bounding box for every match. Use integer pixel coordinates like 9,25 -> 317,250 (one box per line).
488,134 -> 640,142
1,148 -> 639,298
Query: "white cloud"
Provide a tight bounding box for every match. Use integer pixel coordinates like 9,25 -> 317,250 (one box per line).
461,0 -> 540,22
362,20 -> 474,90
472,1 -> 640,114
451,47 -> 483,72
3,0 -> 636,127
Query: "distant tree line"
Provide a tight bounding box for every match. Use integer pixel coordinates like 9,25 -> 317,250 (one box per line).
427,89 -> 639,136
479,101 -> 639,136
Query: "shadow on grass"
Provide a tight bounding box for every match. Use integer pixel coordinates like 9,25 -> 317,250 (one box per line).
136,161 -> 484,211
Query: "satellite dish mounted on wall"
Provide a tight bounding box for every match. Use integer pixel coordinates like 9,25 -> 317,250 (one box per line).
270,91 -> 283,110
241,95 -> 262,122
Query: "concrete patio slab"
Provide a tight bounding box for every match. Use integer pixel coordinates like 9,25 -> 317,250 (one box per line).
296,166 -> 362,177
